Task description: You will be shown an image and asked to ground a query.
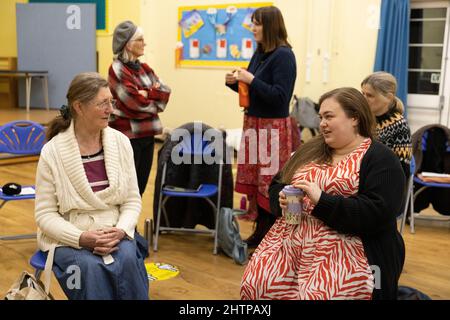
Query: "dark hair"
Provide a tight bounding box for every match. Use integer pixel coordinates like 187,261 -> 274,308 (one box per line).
252,6 -> 291,52
281,87 -> 376,183
361,71 -> 404,114
46,72 -> 108,141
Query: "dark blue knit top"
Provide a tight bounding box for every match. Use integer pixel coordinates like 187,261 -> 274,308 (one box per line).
227,46 -> 297,118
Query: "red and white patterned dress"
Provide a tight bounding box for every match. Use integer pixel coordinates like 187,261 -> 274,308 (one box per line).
241,138 -> 375,300
235,115 -> 301,213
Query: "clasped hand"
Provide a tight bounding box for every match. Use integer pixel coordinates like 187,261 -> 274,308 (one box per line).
79,227 -> 126,256
278,180 -> 323,212
225,68 -> 254,85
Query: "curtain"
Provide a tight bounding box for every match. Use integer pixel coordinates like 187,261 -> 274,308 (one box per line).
374,0 -> 410,114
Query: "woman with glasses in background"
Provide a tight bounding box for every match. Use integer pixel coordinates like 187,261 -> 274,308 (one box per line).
35,72 -> 149,299
108,20 -> 171,196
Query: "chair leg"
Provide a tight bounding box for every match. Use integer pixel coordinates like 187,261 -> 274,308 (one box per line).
35,269 -> 42,280
204,197 -> 220,255
213,163 -> 223,255
144,219 -> 153,250
399,197 -> 407,235
400,176 -> 413,235
154,198 -> 163,252
213,206 -> 220,255
0,234 -> 36,240
410,187 -> 415,234
42,76 -> 49,111
25,76 -> 31,112
161,197 -> 171,227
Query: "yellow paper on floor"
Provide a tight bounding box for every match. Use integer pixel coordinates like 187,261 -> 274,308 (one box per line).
145,262 -> 179,281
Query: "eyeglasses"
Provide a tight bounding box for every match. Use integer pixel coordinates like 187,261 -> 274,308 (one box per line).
93,99 -> 117,110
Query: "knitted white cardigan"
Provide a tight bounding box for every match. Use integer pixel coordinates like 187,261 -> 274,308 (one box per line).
34,121 -> 141,251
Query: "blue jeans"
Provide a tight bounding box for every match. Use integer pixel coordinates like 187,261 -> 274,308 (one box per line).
53,238 -> 149,300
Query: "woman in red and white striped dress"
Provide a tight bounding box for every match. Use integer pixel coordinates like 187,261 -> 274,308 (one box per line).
241,88 -> 406,300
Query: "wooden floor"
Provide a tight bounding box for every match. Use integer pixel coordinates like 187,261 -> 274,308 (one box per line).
1,143 -> 449,300
0,109 -> 449,299
0,108 -> 59,126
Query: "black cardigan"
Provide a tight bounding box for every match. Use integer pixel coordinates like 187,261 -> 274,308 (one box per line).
269,141 -> 406,300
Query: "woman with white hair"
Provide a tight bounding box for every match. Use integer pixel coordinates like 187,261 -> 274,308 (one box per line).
108,21 -> 171,196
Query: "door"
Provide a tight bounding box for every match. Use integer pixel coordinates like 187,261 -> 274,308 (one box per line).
407,1 -> 450,132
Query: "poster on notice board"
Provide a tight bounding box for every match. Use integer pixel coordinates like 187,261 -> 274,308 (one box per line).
177,2 -> 272,68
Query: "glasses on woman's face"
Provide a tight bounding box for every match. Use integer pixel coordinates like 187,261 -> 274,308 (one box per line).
93,98 -> 116,110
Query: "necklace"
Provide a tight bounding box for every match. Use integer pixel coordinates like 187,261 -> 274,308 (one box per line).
81,148 -> 103,160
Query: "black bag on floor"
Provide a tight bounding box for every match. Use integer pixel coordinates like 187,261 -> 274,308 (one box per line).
398,286 -> 432,300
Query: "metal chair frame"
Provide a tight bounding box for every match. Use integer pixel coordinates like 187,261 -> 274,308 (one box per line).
152,135 -> 224,254
400,130 -> 450,234
0,120 -> 45,241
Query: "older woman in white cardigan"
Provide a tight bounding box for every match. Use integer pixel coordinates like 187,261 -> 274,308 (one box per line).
35,72 -> 148,299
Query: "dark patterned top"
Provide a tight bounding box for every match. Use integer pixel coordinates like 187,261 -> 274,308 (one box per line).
376,109 -> 412,177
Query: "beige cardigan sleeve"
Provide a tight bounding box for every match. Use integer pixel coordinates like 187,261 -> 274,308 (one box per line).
34,151 -> 84,249
114,136 -> 142,239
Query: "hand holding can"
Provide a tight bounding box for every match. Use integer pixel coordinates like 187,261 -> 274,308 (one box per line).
282,185 -> 303,225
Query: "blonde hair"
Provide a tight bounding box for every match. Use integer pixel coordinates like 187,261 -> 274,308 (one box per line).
361,71 -> 404,114
115,26 -> 144,62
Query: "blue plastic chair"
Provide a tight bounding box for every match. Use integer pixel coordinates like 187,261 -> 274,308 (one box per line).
30,250 -> 47,280
0,120 -> 45,155
30,249 -> 56,299
400,157 -> 416,234
400,129 -> 450,234
0,120 -> 46,240
153,131 -> 224,254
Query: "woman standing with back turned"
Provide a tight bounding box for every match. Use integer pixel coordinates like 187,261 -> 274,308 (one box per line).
225,6 -> 297,248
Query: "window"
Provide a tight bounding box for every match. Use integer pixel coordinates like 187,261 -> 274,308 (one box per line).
408,7 -> 447,95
